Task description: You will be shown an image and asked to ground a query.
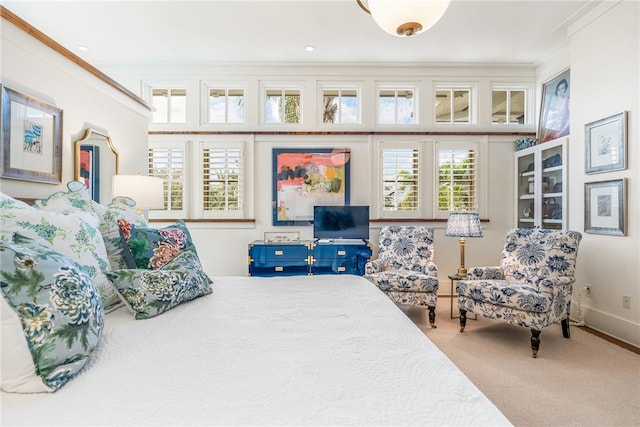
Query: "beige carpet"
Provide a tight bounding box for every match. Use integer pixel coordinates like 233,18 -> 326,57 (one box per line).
403,302 -> 640,427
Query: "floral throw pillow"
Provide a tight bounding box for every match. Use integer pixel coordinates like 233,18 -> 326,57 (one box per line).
119,220 -> 195,270
0,235 -> 104,393
106,246 -> 213,320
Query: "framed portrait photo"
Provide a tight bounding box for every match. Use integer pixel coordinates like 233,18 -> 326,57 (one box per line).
1,85 -> 62,184
585,111 -> 627,174
538,69 -> 570,144
272,147 -> 350,226
584,179 -> 626,236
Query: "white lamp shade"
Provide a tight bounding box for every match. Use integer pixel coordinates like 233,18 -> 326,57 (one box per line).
445,212 -> 483,238
368,0 -> 451,37
112,175 -> 164,209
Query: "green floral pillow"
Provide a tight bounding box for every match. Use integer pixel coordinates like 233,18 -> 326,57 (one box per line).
120,220 -> 195,270
0,235 -> 104,393
0,193 -> 120,311
107,246 -> 213,320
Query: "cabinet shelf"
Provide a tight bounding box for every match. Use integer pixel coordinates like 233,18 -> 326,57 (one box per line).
515,138 -> 567,230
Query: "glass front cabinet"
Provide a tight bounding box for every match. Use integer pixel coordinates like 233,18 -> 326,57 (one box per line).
515,138 -> 567,230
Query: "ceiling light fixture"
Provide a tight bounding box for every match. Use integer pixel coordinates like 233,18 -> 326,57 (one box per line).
305,45 -> 315,52
77,45 -> 89,52
356,0 -> 450,37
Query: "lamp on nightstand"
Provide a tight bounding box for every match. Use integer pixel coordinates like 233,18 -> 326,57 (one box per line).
445,211 -> 483,277
112,174 -> 164,218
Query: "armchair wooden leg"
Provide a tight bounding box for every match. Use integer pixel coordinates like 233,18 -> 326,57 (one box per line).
561,318 -> 570,338
530,329 -> 541,358
459,309 -> 467,332
428,306 -> 437,328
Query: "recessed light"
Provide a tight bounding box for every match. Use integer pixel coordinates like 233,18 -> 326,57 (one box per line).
305,45 -> 315,52
77,45 -> 89,52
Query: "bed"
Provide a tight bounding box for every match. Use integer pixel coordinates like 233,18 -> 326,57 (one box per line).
1,187 -> 510,426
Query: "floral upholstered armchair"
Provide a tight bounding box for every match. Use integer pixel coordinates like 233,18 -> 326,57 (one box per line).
364,226 -> 439,327
456,228 -> 582,358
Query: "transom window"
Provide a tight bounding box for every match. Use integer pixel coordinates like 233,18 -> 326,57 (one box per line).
377,85 -> 417,125
435,88 -> 471,124
152,88 -> 187,124
321,86 -> 360,124
263,87 -> 302,124
492,88 -> 526,124
206,87 -> 245,124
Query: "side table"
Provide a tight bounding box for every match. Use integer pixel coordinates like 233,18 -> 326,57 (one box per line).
448,273 -> 477,320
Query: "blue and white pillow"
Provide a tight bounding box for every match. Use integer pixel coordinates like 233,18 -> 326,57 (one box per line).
1,235 -> 104,393
107,246 -> 213,320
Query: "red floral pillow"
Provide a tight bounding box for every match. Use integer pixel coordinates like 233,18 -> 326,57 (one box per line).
118,220 -> 196,270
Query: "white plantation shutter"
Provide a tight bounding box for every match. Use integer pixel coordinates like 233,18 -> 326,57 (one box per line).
382,147 -> 420,212
438,148 -> 476,212
148,146 -> 185,215
202,146 -> 242,213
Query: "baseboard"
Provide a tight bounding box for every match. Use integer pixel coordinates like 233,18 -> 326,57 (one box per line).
570,305 -> 640,349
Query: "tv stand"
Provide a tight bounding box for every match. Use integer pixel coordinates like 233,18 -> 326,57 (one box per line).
248,240 -> 372,277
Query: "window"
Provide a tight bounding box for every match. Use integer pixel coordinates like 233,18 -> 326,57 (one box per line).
492,88 -> 526,124
435,88 -> 471,124
321,86 -> 360,124
201,145 -> 243,214
148,138 -> 252,221
377,85 -> 417,125
263,87 -> 301,124
152,88 -> 187,123
380,143 -> 421,215
148,144 -> 186,218
437,146 -> 477,213
206,86 -> 245,124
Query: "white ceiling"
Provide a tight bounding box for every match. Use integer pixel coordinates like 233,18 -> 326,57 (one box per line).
3,0 -> 600,66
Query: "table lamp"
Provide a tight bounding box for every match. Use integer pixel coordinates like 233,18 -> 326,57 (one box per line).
445,211 -> 483,277
112,174 -> 164,218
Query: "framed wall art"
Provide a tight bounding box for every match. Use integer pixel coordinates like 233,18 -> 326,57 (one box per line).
272,147 -> 350,226
538,69 -> 570,144
584,178 -> 626,236
1,85 -> 62,184
585,111 -> 627,174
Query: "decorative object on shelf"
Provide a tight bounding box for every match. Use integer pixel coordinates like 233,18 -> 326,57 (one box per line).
356,0 -> 450,37
272,147 -> 350,226
264,231 -> 300,244
445,212 -> 483,277
585,111 -> 627,174
584,178 -> 626,236
1,85 -> 62,184
538,69 -> 570,144
515,137 -> 536,151
112,174 -> 164,217
542,153 -> 562,168
543,198 -> 562,220
522,207 -> 531,218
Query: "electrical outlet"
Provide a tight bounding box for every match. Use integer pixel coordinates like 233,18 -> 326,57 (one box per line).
622,295 -> 631,309
585,285 -> 592,297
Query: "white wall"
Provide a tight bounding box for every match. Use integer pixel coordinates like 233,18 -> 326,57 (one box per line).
0,20 -> 150,200
554,1 -> 639,346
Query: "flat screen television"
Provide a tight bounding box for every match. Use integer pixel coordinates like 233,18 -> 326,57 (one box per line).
313,205 -> 370,240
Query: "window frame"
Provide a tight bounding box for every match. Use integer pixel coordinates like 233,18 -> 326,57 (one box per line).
433,82 -> 477,125
491,83 -> 535,126
148,135 -> 254,221
374,139 -> 429,219
260,83 -> 304,126
148,140 -> 189,220
201,81 -> 247,126
433,139 -> 487,219
375,83 -> 420,126
318,83 -> 362,126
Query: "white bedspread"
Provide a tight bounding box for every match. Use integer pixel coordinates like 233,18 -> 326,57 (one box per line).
1,275 -> 511,426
